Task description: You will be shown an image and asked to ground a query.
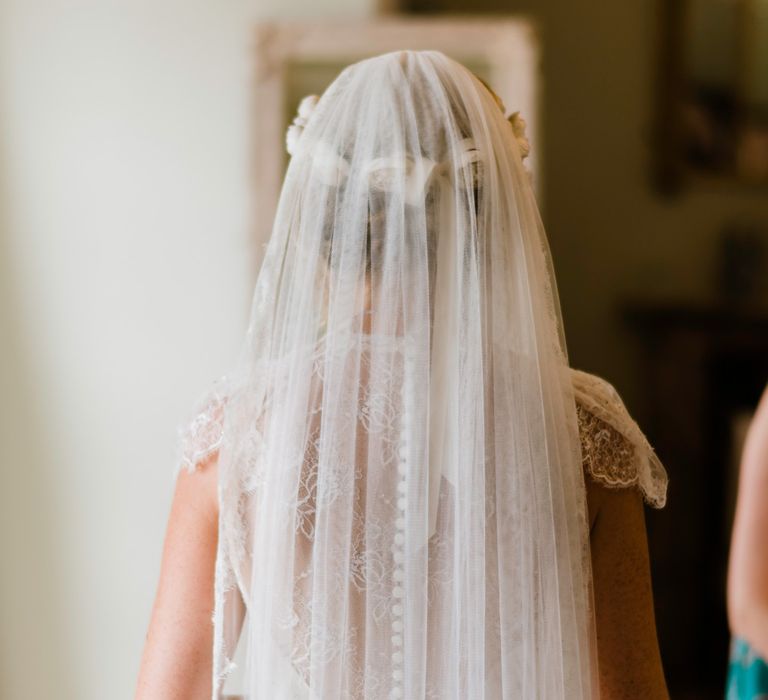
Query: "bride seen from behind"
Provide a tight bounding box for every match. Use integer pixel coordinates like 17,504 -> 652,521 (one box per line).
136,50 -> 669,699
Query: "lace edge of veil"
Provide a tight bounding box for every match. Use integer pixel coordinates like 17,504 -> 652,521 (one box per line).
571,368 -> 668,509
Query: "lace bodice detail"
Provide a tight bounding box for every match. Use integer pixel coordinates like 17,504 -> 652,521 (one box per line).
177,386 -> 226,474
571,368 -> 668,508
176,367 -> 668,509
174,359 -> 667,695
577,404 -> 637,488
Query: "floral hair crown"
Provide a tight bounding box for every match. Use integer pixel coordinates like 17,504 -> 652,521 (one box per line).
284,92 -> 531,201
285,93 -> 530,163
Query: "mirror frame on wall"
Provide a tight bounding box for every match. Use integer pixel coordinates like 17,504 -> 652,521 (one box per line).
652,0 -> 768,196
251,17 -> 541,262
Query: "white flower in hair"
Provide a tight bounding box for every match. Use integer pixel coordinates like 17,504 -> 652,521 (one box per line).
507,111 -> 531,161
286,94 -> 320,156
285,94 -> 351,186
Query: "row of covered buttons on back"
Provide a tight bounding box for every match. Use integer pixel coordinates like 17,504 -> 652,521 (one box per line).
391,350 -> 414,699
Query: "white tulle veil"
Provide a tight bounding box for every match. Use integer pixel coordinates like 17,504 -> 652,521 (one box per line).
193,49 -> 599,698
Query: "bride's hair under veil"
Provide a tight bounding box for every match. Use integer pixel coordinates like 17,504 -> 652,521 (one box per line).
181,49 -> 603,699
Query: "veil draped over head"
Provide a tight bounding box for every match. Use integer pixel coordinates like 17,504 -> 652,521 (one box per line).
185,50 -> 599,698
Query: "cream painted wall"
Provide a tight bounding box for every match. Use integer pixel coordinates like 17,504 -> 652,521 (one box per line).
0,2 -> 253,697
0,1 -> 370,697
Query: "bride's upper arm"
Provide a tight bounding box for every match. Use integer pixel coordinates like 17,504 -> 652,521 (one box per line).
135,445 -> 220,699
589,484 -> 668,699
573,369 -> 670,697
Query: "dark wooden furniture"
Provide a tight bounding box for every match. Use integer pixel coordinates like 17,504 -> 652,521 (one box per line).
625,301 -> 768,699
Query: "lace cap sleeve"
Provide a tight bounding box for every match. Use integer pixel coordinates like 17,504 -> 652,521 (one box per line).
571,368 -> 668,508
174,377 -> 228,477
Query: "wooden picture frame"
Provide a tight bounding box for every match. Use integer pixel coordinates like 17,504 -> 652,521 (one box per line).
251,17 -> 542,256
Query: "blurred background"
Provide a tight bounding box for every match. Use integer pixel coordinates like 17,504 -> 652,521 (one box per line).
1,0 -> 767,698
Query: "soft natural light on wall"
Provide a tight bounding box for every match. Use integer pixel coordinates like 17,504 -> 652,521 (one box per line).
0,2 -> 258,697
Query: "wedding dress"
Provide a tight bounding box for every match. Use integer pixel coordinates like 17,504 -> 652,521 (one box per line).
174,50 -> 668,699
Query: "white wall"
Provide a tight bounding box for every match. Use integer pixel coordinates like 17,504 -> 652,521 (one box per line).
0,1 -> 277,697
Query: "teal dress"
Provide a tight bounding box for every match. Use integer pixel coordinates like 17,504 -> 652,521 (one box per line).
727,637 -> 768,699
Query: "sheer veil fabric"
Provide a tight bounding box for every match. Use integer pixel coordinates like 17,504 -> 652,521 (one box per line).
185,50 -> 601,698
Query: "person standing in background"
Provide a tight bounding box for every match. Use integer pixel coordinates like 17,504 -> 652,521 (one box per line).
727,383 -> 768,698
